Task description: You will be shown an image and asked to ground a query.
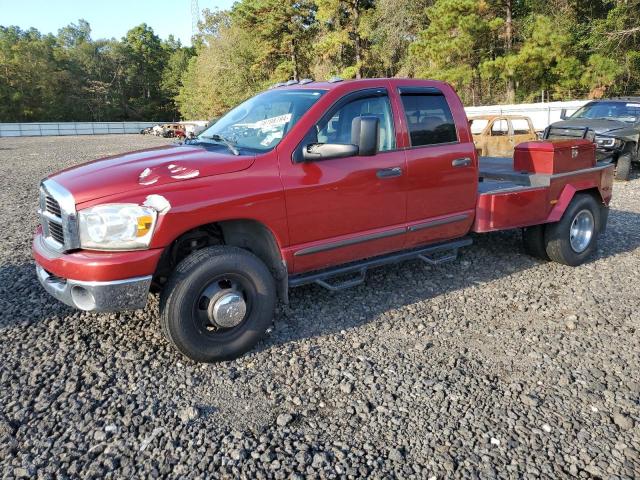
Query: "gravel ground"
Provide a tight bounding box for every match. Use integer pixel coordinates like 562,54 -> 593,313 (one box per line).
0,134 -> 639,479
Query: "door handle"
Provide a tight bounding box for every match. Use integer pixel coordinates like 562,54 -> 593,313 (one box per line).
451,157 -> 472,167
376,167 -> 403,179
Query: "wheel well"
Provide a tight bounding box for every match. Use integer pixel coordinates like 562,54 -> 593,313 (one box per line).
576,187 -> 604,204
573,188 -> 610,233
611,141 -> 637,162
153,220 -> 288,301
622,141 -> 637,154
574,187 -> 605,207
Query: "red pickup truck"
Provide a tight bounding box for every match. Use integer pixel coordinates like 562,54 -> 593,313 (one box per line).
33,78 -> 614,362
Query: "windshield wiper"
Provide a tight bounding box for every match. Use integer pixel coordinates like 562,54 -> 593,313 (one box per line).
199,134 -> 239,156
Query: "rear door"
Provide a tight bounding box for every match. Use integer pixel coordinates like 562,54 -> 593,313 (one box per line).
397,87 -> 477,248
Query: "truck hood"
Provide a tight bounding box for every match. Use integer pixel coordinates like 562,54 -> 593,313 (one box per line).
49,144 -> 255,204
549,118 -> 631,135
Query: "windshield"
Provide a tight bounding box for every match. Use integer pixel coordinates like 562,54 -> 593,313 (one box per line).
198,89 -> 325,152
571,101 -> 640,123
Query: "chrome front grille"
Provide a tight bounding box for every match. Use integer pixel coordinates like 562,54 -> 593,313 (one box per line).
47,218 -> 65,244
45,195 -> 62,217
38,180 -> 80,252
41,191 -> 65,246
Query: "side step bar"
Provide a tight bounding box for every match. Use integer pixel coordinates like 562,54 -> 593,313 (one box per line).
288,237 -> 473,292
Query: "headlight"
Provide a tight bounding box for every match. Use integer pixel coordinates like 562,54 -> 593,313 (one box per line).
595,136 -> 622,149
78,204 -> 157,250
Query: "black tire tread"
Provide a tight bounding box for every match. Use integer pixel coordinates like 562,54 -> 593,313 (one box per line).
522,225 -> 549,260
544,193 -> 601,266
159,246 -> 276,362
615,154 -> 631,181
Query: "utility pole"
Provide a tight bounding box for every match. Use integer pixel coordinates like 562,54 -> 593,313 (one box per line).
505,0 -> 516,103
191,0 -> 199,37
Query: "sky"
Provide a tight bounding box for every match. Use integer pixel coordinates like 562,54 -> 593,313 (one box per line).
0,0 -> 235,46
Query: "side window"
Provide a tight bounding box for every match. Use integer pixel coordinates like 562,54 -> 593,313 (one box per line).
511,118 -> 531,134
490,119 -> 509,136
316,95 -> 396,151
400,93 -> 457,147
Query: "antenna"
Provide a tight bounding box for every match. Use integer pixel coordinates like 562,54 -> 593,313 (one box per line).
191,0 -> 199,36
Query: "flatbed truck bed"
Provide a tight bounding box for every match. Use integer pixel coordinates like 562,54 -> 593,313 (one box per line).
474,153 -> 613,233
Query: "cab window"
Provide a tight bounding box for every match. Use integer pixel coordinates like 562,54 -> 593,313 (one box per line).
400,93 -> 457,146
316,95 -> 396,151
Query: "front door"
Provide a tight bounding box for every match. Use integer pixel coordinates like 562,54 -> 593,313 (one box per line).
396,87 -> 477,248
280,89 -> 407,273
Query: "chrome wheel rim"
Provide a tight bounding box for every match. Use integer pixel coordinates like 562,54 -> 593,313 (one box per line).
208,291 -> 246,328
195,275 -> 252,333
569,209 -> 594,253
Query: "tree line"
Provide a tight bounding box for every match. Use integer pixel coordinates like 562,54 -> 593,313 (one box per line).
0,21 -> 193,122
2,0 -> 639,122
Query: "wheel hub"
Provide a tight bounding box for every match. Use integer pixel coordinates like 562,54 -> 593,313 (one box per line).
207,291 -> 247,328
569,209 -> 594,253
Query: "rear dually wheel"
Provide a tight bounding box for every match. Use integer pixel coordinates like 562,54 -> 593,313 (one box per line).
522,224 -> 550,260
544,194 -> 603,266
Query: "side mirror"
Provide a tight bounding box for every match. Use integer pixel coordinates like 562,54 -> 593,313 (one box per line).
351,116 -> 379,156
302,142 -> 359,161
299,115 -> 379,162
560,108 -> 567,120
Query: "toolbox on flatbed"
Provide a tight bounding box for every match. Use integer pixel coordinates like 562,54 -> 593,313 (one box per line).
513,139 -> 596,174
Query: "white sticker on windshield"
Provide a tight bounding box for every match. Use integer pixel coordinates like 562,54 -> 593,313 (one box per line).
626,103 -> 640,107
260,131 -> 283,146
255,113 -> 292,129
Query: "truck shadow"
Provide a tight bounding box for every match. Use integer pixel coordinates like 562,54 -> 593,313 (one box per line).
257,207 -> 640,353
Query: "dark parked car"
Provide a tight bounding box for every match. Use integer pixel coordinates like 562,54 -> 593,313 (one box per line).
545,98 -> 640,180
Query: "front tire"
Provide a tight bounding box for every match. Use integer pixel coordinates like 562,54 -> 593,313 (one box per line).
160,246 -> 276,363
544,194 -> 602,266
615,154 -> 632,181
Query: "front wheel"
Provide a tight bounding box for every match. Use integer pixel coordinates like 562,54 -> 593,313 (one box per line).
615,154 -> 632,181
544,194 -> 603,266
160,246 -> 276,363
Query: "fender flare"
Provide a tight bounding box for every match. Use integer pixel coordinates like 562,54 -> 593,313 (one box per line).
545,183 -> 606,223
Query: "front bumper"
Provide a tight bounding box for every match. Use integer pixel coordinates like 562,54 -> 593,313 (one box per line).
32,228 -> 163,281
36,264 -> 152,312
596,148 -> 617,161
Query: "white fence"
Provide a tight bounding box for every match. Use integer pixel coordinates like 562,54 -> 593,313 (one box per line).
0,122 -> 162,137
464,100 -> 590,131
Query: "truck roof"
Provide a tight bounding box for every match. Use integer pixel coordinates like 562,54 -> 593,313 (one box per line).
589,96 -> 640,103
272,77 -> 452,92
